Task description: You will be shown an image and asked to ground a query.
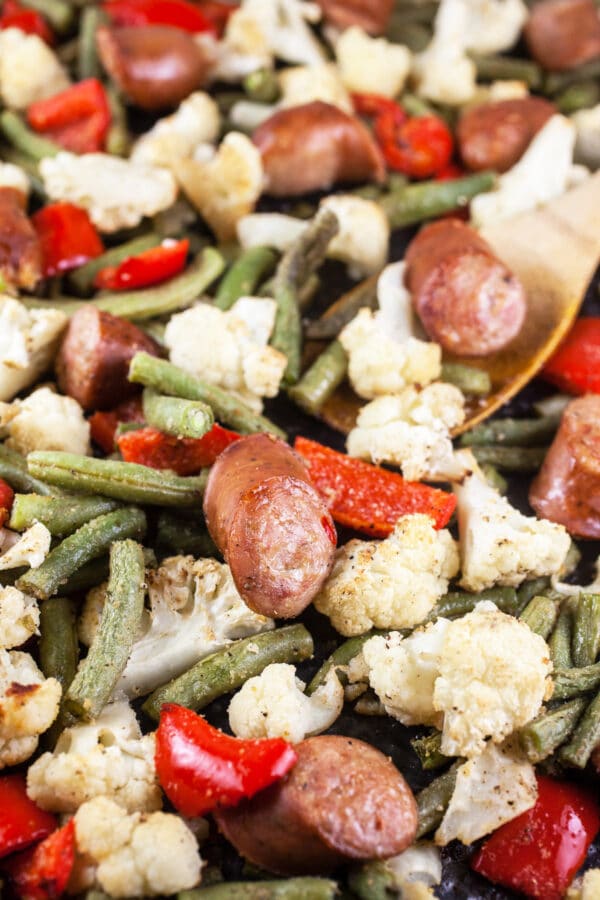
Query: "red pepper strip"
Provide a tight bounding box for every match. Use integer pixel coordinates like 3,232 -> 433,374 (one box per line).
375,111 -> 454,179
0,0 -> 53,43
0,776 -> 56,860
472,776 -> 600,900
89,397 -> 145,454
118,424 -> 240,475
294,436 -> 456,537
351,92 -> 405,119
27,79 -> 111,155
155,704 -> 297,817
542,317 -> 600,395
198,0 -> 235,35
94,238 -> 189,291
32,203 -> 104,278
103,0 -> 218,34
0,477 -> 15,529
4,820 -> 76,900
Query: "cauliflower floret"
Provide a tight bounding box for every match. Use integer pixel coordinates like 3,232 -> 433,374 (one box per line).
346,383 -> 466,481
315,515 -> 459,636
567,869 -> 600,900
0,649 -> 61,768
433,602 -> 553,757
229,663 -> 344,742
130,92 -> 220,170
0,28 -> 69,110
80,556 -> 274,698
27,700 -> 161,814
320,194 -> 390,277
279,62 -> 352,112
0,161 -> 30,197
177,132 -> 263,241
553,552 -> 600,596
386,843 -> 442,893
0,386 -> 90,455
73,797 -> 202,898
0,297 -> 67,402
202,10 -> 271,83
238,0 -> 324,66
436,742 -> 537,845
40,153 -> 177,233
0,523 -> 51,570
237,212 -> 306,253
362,621 -> 451,726
454,450 -> 571,591
572,103 -> 600,170
336,26 -> 412,98
165,299 -> 285,413
0,587 -> 39,649
460,0 -> 527,55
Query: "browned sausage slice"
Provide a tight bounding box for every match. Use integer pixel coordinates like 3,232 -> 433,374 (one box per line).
55,305 -> 161,410
253,101 -> 385,197
405,219 -> 527,357
529,395 -> 600,538
203,433 -> 336,618
316,0 -> 394,34
0,187 -> 42,291
215,735 -> 418,875
524,0 -> 600,72
457,98 -> 556,173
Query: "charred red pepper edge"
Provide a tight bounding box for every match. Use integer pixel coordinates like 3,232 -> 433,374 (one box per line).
155,704 -> 298,818
32,203 -> 104,278
117,424 -> 240,474
0,477 -> 15,529
542,316 -> 600,395
0,0 -> 53,43
27,79 -> 111,155
4,820 -> 76,900
102,0 -> 219,34
0,775 -> 56,860
94,238 -> 190,291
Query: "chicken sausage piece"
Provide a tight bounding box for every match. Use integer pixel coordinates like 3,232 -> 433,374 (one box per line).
524,0 -> 600,72
203,433 -> 336,618
315,0 -> 394,34
405,219 -> 527,357
529,395 -> 600,539
253,101 -> 385,197
215,735 -> 418,875
457,98 -> 556,173
56,306 -> 161,410
0,187 -> 42,291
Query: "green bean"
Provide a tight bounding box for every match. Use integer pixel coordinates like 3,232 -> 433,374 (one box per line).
128,352 -> 286,438
243,68 -> 281,104
60,556 -> 110,595
440,362 -> 491,397
39,596 -> 79,746
388,1 -> 438,25
480,463 -> 508,495
78,6 -> 106,79
142,388 -> 213,439
105,87 -> 130,158
429,586 -> 519,620
297,274 -> 321,312
155,511 -> 218,559
304,277 -> 378,341
549,607 -> 574,670
351,184 -> 384,201
0,445 -> 60,496
520,698 -> 587,763
533,393 -> 570,420
545,58 -> 600,95
572,593 -> 600,668
306,632 -> 384,696
0,147 -> 45,197
381,171 -> 495,230
66,540 -> 146,721
519,595 -> 559,639
460,415 -> 560,447
215,247 -> 278,311
348,861 -> 398,900
143,625 -> 314,720
400,92 -> 437,117
57,37 -> 78,65
556,80 -> 600,114
516,577 -> 551,614
553,663 -> 600,700
416,762 -> 461,838
0,111 -> 61,162
68,235 -> 162,296
271,209 -> 339,385
28,452 -> 207,507
388,21 -> 431,50
9,493 -> 120,537
20,0 -> 73,32
179,879 -> 337,900
16,508 -> 146,601
412,731 -> 449,770
471,54 -> 543,88
469,445 -> 547,472
288,341 -> 348,416
560,690 -> 600,768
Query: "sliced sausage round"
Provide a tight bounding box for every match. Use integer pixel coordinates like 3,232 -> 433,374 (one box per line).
55,305 -> 161,410
315,0 -> 394,34
203,433 -> 336,618
457,98 -> 556,173
524,0 -> 600,72
253,101 -> 385,197
215,735 -> 418,875
0,187 -> 42,291
529,394 -> 600,538
405,219 -> 527,357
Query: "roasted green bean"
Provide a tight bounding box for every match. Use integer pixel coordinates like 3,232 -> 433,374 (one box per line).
215,247 -> 277,311
549,606 -> 574,670
68,235 -> 161,296
0,111 -> 61,162
9,493 -> 120,537
459,415 -> 560,447
519,595 -> 559,639
179,879 -> 337,900
560,691 -> 600,768
470,445 -> 548,472
553,663 -> 600,701
381,172 -> 495,229
572,594 -> 600,668
288,341 -> 348,416
520,698 -> 587,763
143,388 -> 214,439
440,362 -> 492,397
416,762 -> 461,838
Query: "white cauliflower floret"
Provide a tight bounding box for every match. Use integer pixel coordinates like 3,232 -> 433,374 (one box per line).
336,27 -> 412,98
40,153 -> 177,233
73,797 -> 202,898
553,553 -> 600,596
0,587 -> 39,649
165,299 -> 285,413
362,621 -> 451,727
0,28 -> 69,110
347,383 -> 466,481
460,0 -> 527,55
237,213 -> 306,253
27,700 -> 161,814
567,869 -> 600,900
202,9 -> 271,83
177,132 -> 263,241
572,103 -> 600,170
433,602 -> 553,757
320,194 -> 390,277
315,515 -> 459,636
229,663 -> 343,742
455,450 -> 571,591
0,297 -> 67,402
436,742 -> 537,845
130,92 -> 221,169
279,63 -> 352,112
0,386 -> 90,455
238,0 -> 324,66
386,843 -> 442,894
0,523 -> 51,570
0,649 -> 61,768
80,556 -> 274,698
0,161 -> 30,197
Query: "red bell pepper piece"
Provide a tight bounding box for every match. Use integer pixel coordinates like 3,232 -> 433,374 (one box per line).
118,424 -> 240,474
542,317 -> 600,395
0,776 -> 56,860
352,92 -> 405,120
0,477 -> 15,529
89,397 -> 145,454
197,0 -> 235,35
155,704 -> 297,817
471,775 -> 600,900
294,436 -> 456,537
375,111 -> 454,179
32,203 -> 104,278
27,79 -> 111,155
0,0 -> 53,43
4,820 -> 76,900
94,238 -> 189,291
103,0 -> 218,34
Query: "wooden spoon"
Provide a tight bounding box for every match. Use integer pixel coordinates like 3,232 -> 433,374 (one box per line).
319,171 -> 600,437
